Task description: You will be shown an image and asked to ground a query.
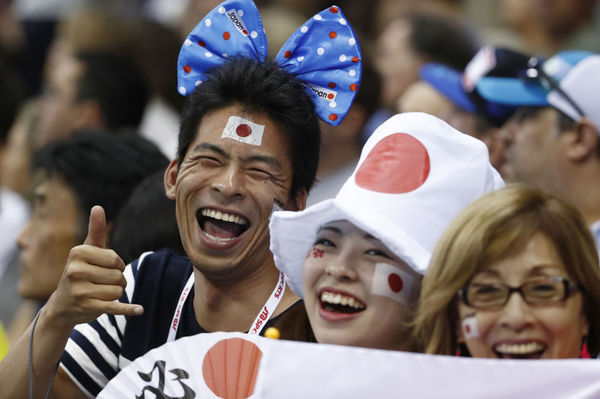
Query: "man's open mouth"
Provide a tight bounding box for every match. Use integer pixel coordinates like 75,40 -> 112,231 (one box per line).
493,342 -> 546,359
197,208 -> 249,242
320,290 -> 366,314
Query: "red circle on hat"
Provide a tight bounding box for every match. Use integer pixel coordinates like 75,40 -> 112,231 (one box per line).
329,31 -> 337,39
183,65 -> 191,73
327,93 -> 334,100
236,124 -> 252,137
223,32 -> 230,40
350,83 -> 358,91
330,6 -> 339,13
329,114 -> 338,121
284,51 -> 292,58
328,82 -> 336,89
388,273 -> 403,293
355,133 -> 430,193
352,57 -> 359,63
198,40 -> 206,47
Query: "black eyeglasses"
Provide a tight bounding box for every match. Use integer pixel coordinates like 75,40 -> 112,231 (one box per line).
459,276 -> 579,309
525,57 -> 585,119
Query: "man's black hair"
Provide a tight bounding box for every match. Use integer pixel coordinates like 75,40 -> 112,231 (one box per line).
32,129 -> 169,240
408,12 -> 479,71
75,52 -> 149,129
178,57 -> 321,197
111,170 -> 184,264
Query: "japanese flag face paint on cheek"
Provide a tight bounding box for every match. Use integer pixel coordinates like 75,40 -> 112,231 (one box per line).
461,313 -> 480,339
370,262 -> 415,305
222,116 -> 265,146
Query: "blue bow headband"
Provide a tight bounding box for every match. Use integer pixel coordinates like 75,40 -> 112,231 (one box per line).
177,0 -> 362,126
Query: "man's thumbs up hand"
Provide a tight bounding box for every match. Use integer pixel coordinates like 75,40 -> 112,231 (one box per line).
45,206 -> 143,330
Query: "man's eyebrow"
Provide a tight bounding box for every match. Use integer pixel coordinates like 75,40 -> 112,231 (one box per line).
242,155 -> 283,171
190,143 -> 229,158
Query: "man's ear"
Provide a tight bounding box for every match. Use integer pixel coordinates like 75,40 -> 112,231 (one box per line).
564,118 -> 598,162
164,158 -> 179,199
285,187 -> 307,211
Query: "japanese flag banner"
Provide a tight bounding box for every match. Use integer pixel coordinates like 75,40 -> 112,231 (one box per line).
99,332 -> 600,399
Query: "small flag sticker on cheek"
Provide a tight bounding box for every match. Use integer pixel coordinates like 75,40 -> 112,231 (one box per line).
462,315 -> 480,340
371,263 -> 414,305
222,116 -> 265,146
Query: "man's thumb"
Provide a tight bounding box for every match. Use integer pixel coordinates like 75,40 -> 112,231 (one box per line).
84,205 -> 106,248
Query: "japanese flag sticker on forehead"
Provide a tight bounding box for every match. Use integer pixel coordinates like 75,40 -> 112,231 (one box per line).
222,116 -> 265,146
177,0 -> 362,126
270,112 -> 504,297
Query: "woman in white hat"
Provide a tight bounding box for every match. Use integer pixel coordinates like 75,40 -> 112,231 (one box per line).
269,112 -> 504,350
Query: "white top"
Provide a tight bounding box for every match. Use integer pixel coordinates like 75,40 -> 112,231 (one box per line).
0,188 -> 29,280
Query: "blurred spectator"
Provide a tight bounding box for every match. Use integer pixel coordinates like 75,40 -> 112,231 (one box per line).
0,53 -> 29,334
111,170 -> 184,265
307,60 -> 381,205
475,50 -> 600,250
397,80 -> 453,118
476,0 -> 600,57
135,20 -> 184,159
415,47 -> 528,172
44,4 -> 180,158
36,50 -> 148,149
366,10 -> 480,143
375,11 -> 479,110
10,130 -> 168,340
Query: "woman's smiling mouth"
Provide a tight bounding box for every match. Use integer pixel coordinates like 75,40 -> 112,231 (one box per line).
319,290 -> 366,314
493,341 -> 547,359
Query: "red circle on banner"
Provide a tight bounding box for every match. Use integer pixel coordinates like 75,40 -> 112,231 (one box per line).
236,124 -> 252,137
243,29 -> 248,35
327,93 -> 334,100
388,273 -> 403,293
223,32 -> 230,40
203,338 -> 262,399
465,324 -> 471,334
355,133 -> 430,193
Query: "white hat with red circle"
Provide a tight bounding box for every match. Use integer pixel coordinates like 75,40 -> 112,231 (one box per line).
269,112 -> 504,297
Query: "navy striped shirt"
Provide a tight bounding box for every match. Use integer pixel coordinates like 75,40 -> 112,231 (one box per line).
59,249 -> 303,397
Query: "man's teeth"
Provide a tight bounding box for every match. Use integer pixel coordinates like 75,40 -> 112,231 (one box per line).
320,291 -> 365,310
204,231 -> 235,242
201,209 -> 248,225
494,342 -> 545,355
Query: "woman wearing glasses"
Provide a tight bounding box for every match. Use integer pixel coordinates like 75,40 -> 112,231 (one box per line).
414,184 -> 600,358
